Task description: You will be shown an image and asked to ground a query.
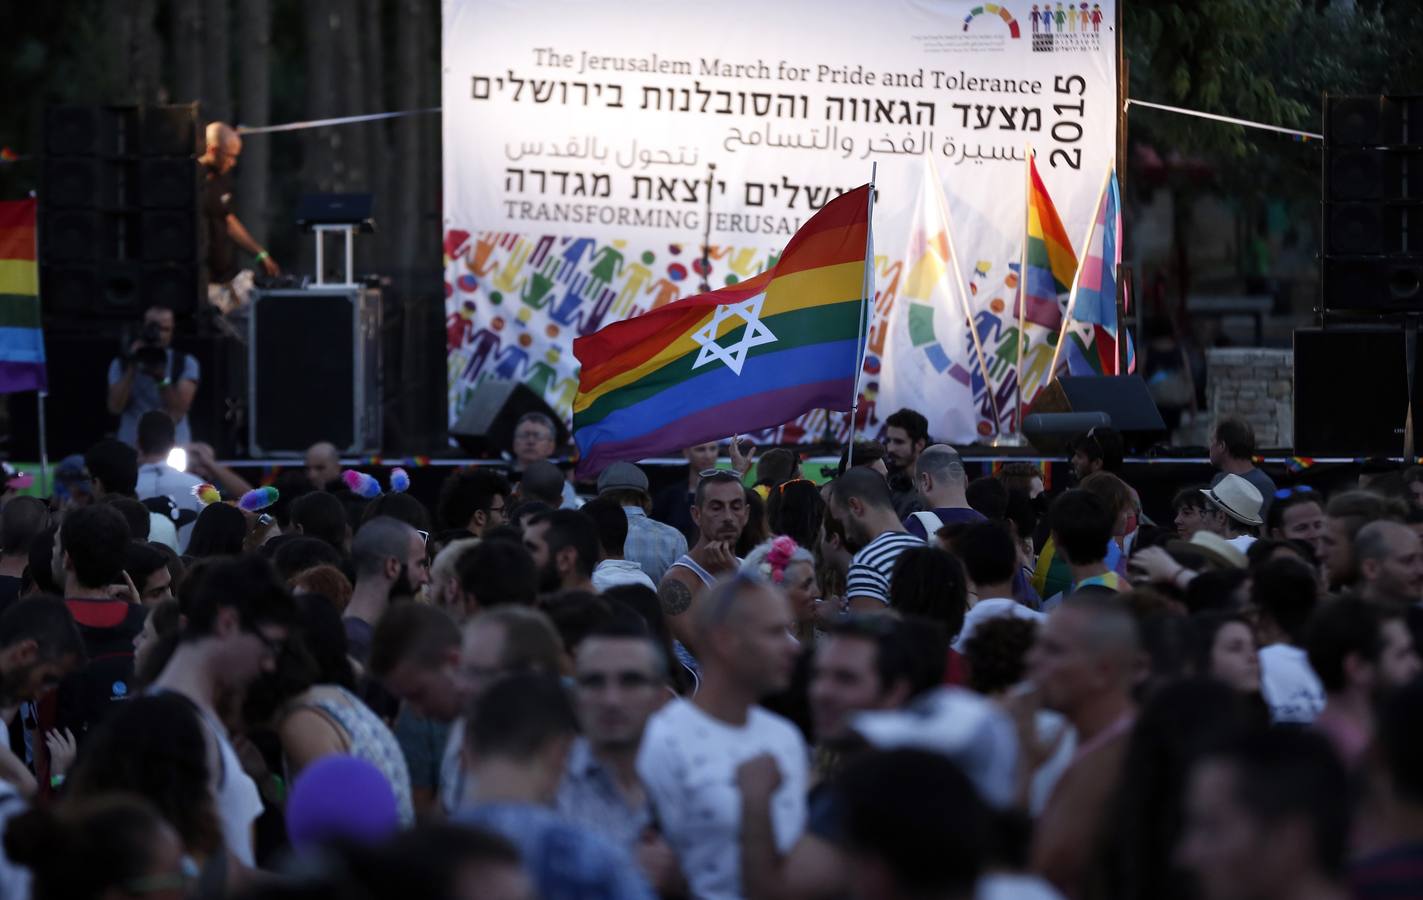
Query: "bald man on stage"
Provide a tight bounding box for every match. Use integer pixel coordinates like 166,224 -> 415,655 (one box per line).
201,121 -> 280,317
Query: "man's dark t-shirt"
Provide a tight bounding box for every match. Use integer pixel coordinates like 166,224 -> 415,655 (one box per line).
203,161 -> 237,283
344,616 -> 375,666
651,484 -> 697,544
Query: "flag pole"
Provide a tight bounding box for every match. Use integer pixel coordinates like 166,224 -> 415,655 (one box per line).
931,160 -> 1002,431
1013,146 -> 1032,437
36,391 -> 49,497
846,164 -> 877,472
1045,161 -> 1115,391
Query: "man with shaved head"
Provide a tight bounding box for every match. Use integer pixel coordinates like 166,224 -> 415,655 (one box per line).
202,120 -> 279,317
638,573 -> 807,900
1356,519 -> 1423,608
304,441 -> 342,491
904,443 -> 984,539
1027,593 -> 1140,896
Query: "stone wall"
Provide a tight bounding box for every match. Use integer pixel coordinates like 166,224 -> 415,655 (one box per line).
1205,347 -> 1293,449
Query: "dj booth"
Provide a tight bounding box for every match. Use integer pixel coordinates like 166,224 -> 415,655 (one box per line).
245,193 -> 382,456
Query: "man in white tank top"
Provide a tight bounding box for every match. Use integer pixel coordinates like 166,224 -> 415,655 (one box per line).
152,556 -> 297,867
658,470 -> 748,651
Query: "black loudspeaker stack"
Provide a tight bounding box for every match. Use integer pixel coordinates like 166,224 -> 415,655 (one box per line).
1321,95 -> 1423,313
40,104 -> 204,320
1295,95 -> 1423,456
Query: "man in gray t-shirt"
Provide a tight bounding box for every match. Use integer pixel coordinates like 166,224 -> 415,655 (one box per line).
106,306 -> 200,448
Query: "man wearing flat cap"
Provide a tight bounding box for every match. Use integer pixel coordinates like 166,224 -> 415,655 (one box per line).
597,462 -> 687,585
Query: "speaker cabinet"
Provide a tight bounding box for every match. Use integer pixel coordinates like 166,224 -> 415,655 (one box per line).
248,288 -> 382,456
450,380 -> 567,457
1295,328 -> 1419,456
1024,375 -> 1166,454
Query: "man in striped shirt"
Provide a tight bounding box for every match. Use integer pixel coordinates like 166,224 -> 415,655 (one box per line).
826,469 -> 923,611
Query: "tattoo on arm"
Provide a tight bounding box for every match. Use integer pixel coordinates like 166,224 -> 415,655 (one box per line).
658,579 -> 694,617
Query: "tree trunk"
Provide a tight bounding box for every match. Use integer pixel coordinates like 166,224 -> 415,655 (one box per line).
302,0 -> 340,275
237,0 -> 272,249
337,0 -> 369,194
202,0 -> 232,123
103,1 -> 162,104
362,0 -> 390,275
172,0 -> 204,104
393,0 -> 423,277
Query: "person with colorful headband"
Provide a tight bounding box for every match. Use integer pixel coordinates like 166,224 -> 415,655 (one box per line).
741,536 -> 820,644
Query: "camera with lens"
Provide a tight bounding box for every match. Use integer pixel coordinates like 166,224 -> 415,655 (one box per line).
123,320 -> 170,376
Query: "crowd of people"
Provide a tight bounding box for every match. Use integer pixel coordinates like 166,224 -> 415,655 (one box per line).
0,403 -> 1420,900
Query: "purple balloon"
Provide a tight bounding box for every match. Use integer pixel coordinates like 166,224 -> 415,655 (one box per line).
285,755 -> 400,850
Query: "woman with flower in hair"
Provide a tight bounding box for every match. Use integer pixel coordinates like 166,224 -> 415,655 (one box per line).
741,535 -> 822,644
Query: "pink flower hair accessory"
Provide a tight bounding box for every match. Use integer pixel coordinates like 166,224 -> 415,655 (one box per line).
764,535 -> 800,584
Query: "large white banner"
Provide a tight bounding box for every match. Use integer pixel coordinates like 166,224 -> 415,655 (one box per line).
443,0 -> 1117,444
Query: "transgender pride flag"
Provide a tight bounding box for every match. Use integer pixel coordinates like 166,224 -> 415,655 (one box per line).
1070,171 -> 1134,374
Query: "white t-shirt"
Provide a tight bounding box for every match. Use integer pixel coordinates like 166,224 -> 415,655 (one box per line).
953,598 -> 1047,652
1259,643 -> 1325,724
592,559 -> 656,592
137,462 -> 204,549
637,699 -> 808,900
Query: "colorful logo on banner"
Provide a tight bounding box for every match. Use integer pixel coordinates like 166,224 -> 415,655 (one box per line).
963,5 -> 1022,37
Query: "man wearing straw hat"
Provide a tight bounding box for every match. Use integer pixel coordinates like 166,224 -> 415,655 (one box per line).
1200,474 -> 1264,556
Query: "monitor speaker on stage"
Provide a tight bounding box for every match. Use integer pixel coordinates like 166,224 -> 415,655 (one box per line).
450,380 -> 567,457
1295,327 -> 1419,456
1024,375 -> 1166,454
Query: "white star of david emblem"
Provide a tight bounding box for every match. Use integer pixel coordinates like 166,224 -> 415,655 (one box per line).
689,296 -> 778,376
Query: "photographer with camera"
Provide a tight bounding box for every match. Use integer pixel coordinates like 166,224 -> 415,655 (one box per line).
106,306 -> 200,449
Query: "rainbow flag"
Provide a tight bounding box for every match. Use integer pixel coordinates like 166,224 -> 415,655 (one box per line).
1017,156 -> 1076,330
0,199 -> 45,394
573,185 -> 870,476
1070,170 -> 1135,374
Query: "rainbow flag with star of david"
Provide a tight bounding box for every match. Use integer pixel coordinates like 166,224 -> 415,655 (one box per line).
572,186 -> 870,476
0,199 -> 46,394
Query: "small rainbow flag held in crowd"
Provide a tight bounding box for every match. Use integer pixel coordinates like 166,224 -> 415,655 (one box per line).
573,185 -> 872,476
0,199 -> 46,394
1017,156 -> 1076,330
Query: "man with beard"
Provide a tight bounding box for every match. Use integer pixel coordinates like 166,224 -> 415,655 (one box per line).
522,509 -> 599,594
657,470 -> 749,648
559,619 -> 681,893
1307,598 -> 1420,768
344,517 -> 431,665
826,468 -> 923,611
638,574 -> 806,900
0,597 -> 84,708
1322,491 -> 1404,593
882,408 -> 929,519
